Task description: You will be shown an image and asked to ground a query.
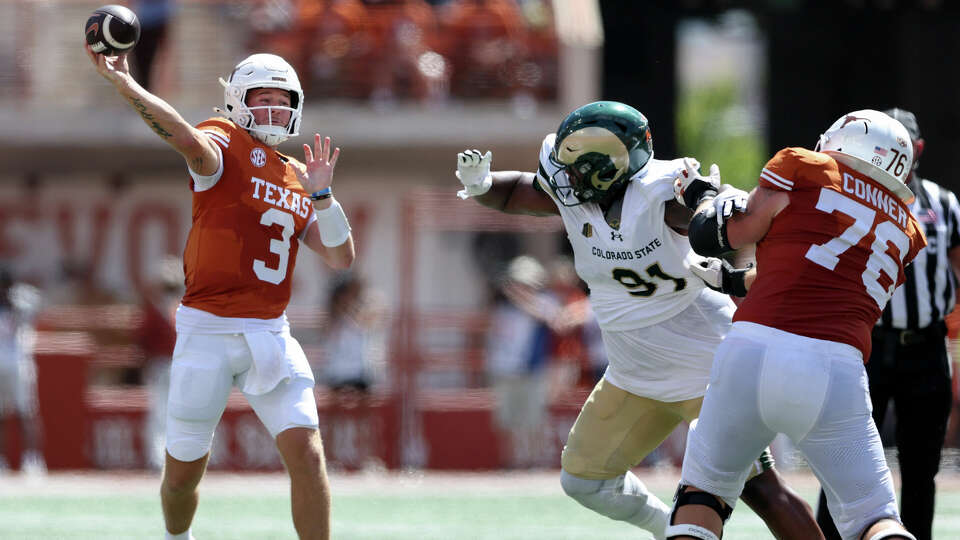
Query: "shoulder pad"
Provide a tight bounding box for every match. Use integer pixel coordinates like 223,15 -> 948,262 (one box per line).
760,147 -> 831,192
535,133 -> 562,199
196,117 -> 238,150
633,158 -> 678,203
196,116 -> 238,133
538,133 -> 557,175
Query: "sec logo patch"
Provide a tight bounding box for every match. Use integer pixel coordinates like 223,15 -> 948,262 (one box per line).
250,147 -> 267,168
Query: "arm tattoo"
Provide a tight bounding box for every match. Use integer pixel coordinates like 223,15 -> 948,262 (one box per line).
128,97 -> 173,139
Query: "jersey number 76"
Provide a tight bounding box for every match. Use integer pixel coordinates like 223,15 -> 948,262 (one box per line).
804,188 -> 910,309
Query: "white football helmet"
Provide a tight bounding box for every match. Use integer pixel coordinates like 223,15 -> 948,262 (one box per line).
815,109 -> 914,203
216,53 -> 303,147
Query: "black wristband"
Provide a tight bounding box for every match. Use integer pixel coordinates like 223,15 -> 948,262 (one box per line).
722,262 -> 752,297
310,188 -> 332,201
682,181 -> 719,209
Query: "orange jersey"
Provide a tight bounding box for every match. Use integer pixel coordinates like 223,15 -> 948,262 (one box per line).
734,148 -> 927,359
180,118 -> 315,319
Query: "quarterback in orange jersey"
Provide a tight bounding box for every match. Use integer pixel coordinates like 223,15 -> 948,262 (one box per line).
87,44 -> 353,540
667,110 -> 926,540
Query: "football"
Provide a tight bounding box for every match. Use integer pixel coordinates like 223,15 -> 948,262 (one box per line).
84,5 -> 141,56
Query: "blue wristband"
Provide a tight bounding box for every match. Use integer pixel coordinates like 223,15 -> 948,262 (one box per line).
310,187 -> 332,201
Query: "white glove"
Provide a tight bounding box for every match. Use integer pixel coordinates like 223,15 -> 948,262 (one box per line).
703,185 -> 749,226
690,257 -> 724,290
673,157 -> 721,209
456,149 -> 493,199
690,257 -> 752,297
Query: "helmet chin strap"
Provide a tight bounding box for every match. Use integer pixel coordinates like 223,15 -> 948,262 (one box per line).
814,133 -> 828,152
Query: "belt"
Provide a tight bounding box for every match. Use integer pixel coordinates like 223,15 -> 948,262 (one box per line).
872,324 -> 944,346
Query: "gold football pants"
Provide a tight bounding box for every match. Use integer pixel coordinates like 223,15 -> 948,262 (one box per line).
562,378 -> 775,480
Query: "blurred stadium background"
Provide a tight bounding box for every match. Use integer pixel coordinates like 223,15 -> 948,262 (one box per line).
4,0 -> 960,538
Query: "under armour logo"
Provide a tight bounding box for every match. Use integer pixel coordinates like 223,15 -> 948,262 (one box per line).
611,231 -> 623,241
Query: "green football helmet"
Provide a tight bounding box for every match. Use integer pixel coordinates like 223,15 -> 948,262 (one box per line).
547,101 -> 653,206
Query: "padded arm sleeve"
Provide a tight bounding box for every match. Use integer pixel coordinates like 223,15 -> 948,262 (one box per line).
688,210 -> 733,257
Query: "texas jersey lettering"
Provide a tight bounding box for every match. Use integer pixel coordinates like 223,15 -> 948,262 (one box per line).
181,118 -> 315,319
734,147 -> 927,358
536,134 -> 707,330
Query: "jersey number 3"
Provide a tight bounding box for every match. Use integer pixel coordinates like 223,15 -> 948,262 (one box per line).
804,188 -> 909,308
253,208 -> 295,284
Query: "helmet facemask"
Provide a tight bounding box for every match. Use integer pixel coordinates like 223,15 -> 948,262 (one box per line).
548,149 -> 626,206
217,54 -> 304,147
236,92 -> 298,146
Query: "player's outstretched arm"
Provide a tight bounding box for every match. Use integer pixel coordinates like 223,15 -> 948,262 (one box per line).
85,44 -> 219,176
298,134 -> 355,270
455,150 -> 558,216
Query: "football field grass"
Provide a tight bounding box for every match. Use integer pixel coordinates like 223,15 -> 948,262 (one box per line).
3,469 -> 960,539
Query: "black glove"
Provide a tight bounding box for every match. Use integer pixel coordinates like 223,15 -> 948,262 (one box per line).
690,258 -> 752,297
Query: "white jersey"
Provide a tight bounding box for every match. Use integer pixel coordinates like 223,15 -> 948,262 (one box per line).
0,284 -> 40,368
0,284 -> 42,415
535,134 -> 707,331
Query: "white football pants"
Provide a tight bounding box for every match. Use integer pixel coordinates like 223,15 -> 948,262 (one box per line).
165,332 -> 318,462
680,321 -> 900,540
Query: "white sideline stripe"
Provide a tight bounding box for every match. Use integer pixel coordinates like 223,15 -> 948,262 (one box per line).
202,130 -> 230,149
760,169 -> 793,190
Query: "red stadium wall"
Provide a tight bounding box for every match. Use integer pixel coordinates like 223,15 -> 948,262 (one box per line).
7,189 -> 582,472
24,331 -> 585,471
31,342 -> 401,471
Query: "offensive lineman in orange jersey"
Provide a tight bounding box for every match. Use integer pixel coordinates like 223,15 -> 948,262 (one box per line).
87,45 -> 353,540
667,110 -> 926,540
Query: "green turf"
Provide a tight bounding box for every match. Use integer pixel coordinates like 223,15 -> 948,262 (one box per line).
2,486 -> 959,539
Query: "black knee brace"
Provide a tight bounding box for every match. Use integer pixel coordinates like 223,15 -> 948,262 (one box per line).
672,485 -> 732,522
665,484 -> 732,540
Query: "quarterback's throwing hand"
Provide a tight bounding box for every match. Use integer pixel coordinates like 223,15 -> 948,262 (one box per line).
84,41 -> 132,86
456,149 -> 493,199
673,157 -> 721,209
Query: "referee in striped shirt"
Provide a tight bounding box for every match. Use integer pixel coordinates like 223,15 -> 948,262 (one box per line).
816,108 -> 960,540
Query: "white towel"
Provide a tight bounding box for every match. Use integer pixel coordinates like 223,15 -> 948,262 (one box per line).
241,331 -> 291,395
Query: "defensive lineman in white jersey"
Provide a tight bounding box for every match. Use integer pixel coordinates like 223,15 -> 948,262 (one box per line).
535,133 -> 724,402
455,101 -> 822,540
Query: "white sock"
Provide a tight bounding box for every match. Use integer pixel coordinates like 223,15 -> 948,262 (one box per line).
621,470 -> 671,539
165,528 -> 193,540
561,469 -> 671,540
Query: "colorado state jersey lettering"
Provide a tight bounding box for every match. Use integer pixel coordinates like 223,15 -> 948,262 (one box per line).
535,134 -> 707,331
181,118 -> 315,319
734,147 -> 927,358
